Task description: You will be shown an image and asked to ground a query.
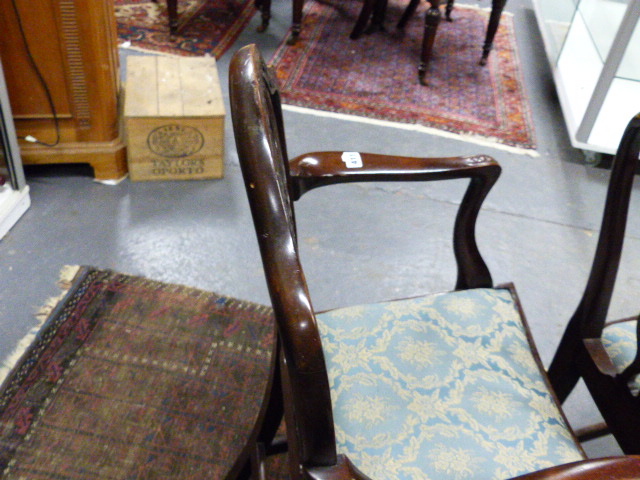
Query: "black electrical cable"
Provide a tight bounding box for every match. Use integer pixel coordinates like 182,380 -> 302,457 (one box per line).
10,0 -> 60,147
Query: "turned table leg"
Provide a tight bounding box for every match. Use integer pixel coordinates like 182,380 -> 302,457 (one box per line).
255,0 -> 271,32
480,0 -> 507,65
417,1 -> 441,85
166,0 -> 178,37
287,0 -> 304,44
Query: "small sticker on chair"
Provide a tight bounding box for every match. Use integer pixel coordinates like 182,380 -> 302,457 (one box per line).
341,152 -> 363,168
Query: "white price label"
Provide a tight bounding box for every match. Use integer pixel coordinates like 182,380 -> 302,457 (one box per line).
341,151 -> 363,168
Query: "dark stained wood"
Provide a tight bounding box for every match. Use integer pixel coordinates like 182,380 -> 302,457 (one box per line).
480,0 -> 508,65
229,44 -> 640,479
225,338 -> 284,479
548,113 -> 640,454
289,151 -> 499,289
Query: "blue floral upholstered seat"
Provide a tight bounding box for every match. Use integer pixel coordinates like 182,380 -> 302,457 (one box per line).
316,288 -> 584,480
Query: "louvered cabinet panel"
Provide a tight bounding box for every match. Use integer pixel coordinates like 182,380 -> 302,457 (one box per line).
0,0 -> 126,179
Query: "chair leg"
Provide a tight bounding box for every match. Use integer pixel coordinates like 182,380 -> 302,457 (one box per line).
480,0 -> 507,65
351,0 -> 387,38
547,326 -> 583,404
255,0 -> 271,32
397,0 -> 420,30
351,0 -> 376,39
445,0 -> 454,21
167,0 -> 178,38
226,339 -> 286,480
287,0 -> 304,44
418,3 -> 441,85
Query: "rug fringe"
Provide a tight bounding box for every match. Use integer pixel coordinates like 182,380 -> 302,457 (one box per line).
0,265 -> 81,386
282,105 -> 540,157
0,324 -> 44,386
57,265 -> 82,292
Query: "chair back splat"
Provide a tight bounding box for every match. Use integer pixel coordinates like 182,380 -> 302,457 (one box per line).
230,44 -> 640,480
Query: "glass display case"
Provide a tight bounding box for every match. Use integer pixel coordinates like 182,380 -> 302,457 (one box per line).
0,57 -> 30,239
533,0 -> 640,155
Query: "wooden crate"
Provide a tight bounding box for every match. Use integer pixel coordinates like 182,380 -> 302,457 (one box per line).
124,56 -> 225,181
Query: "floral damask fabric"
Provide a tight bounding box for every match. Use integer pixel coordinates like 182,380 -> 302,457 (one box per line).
316,288 -> 584,480
602,319 -> 638,391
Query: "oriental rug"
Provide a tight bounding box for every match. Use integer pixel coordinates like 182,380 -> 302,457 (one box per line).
270,1 -> 536,151
0,267 -> 289,479
115,0 -> 255,57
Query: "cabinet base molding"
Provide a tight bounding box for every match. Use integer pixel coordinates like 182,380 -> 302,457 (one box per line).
20,137 -> 128,180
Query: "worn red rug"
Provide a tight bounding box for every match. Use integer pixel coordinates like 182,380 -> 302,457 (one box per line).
115,0 -> 255,57
0,267 -> 288,479
270,1 -> 536,151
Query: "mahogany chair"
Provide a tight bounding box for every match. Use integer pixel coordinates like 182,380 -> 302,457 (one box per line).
548,113 -> 640,454
228,43 -> 640,479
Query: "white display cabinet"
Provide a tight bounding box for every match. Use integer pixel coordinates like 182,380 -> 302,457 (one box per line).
533,0 -> 640,155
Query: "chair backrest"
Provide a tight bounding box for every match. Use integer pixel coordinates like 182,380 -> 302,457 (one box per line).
571,114 -> 640,340
229,44 -> 338,468
549,113 -> 640,452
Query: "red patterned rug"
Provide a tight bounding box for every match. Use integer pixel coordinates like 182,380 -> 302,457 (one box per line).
270,1 -> 536,150
115,0 -> 255,57
0,267 -> 289,479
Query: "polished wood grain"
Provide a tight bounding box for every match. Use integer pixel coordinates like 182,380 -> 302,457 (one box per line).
229,44 -> 640,479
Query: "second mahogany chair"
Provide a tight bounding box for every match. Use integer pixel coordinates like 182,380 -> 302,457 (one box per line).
548,113 -> 640,454
228,43 -> 640,479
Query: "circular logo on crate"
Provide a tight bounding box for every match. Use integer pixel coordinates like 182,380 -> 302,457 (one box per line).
147,125 -> 204,158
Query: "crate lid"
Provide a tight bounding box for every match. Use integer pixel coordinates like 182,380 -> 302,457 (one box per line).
124,56 -> 225,118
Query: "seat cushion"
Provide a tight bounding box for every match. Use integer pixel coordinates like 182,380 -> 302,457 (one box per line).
602,319 -> 638,390
316,288 -> 584,480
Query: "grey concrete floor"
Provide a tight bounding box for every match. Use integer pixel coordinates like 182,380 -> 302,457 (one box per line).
1,0 -> 638,460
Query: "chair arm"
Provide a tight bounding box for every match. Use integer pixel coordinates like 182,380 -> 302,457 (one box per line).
510,457 -> 640,480
290,151 -> 501,289
289,151 -> 500,199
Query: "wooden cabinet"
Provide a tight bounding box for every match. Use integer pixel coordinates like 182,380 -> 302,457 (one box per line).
0,0 -> 126,179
